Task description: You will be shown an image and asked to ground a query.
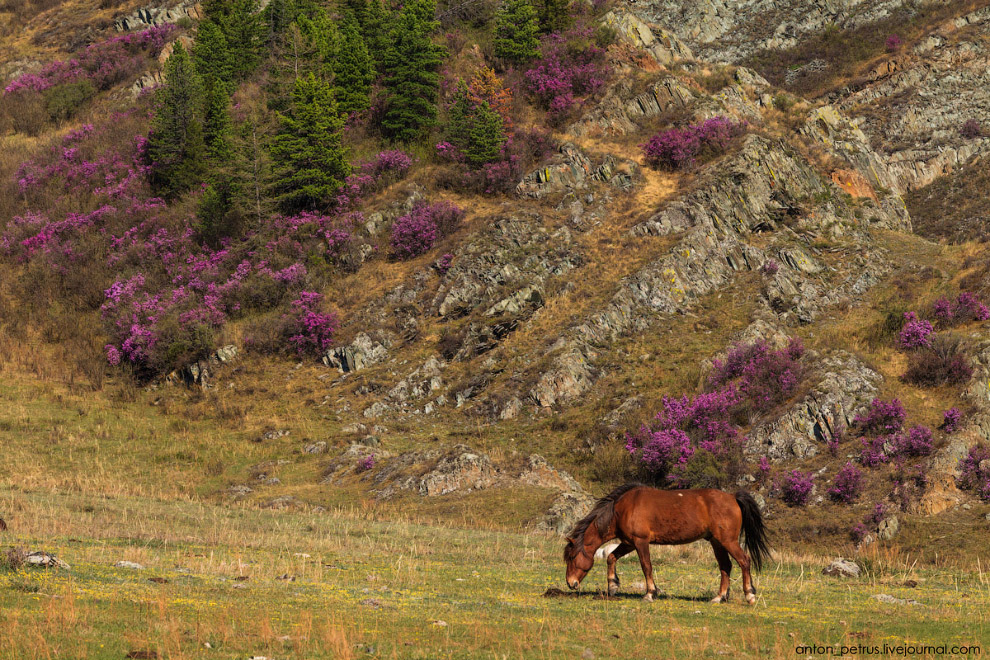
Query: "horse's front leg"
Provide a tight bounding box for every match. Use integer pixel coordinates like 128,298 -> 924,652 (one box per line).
632,538 -> 658,601
606,542 -> 634,597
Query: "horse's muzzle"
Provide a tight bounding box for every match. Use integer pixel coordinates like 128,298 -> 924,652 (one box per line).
567,580 -> 579,590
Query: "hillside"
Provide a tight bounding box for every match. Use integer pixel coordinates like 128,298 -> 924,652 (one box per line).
2,0 -> 990,655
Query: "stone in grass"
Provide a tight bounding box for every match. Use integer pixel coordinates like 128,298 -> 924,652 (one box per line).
822,558 -> 860,578
872,594 -> 921,606
25,551 -> 71,570
115,560 -> 146,570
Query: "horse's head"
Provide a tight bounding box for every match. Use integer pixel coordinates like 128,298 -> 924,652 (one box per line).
563,536 -> 594,589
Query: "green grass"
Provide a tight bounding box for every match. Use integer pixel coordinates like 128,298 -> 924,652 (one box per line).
2,489 -> 989,659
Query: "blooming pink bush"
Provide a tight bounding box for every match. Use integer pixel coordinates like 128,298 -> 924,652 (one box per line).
898,311 -> 934,349
286,291 -> 338,357
894,424 -> 934,457
854,398 -> 906,436
524,27 -> 608,122
943,407 -> 962,433
390,201 -> 465,260
4,25 -> 175,95
828,462 -> 863,504
781,470 -> 814,506
760,259 -> 779,276
707,337 -> 804,414
885,34 -> 902,52
960,119 -> 983,139
641,116 -> 746,171
957,444 -> 990,501
359,150 -> 413,181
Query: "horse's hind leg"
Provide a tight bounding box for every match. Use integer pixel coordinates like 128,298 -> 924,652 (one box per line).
709,542 -> 732,604
633,538 -> 659,602
723,539 -> 756,604
606,543 -> 633,596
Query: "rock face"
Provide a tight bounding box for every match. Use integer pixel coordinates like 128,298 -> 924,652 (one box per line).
568,76 -> 695,138
418,445 -> 500,496
601,9 -> 693,65
748,352 -> 883,462
836,6 -> 990,190
516,143 -> 641,198
323,333 -> 389,373
114,1 -> 203,31
639,0 -> 911,63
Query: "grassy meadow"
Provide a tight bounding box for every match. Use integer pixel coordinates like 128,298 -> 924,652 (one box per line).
2,489 -> 989,660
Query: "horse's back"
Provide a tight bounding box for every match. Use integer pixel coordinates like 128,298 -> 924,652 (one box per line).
614,486 -> 736,544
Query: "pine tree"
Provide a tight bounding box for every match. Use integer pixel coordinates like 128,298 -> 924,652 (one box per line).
445,80 -> 473,151
380,0 -> 445,142
535,0 -> 570,33
192,19 -> 233,89
466,101 -> 506,166
270,74 -> 351,211
204,0 -> 265,81
146,43 -> 207,200
203,76 -> 233,162
333,12 -> 375,116
493,0 -> 540,64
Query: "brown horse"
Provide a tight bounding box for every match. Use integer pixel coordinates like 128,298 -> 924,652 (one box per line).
563,483 -> 770,604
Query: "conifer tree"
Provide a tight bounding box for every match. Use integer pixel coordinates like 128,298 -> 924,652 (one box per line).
445,80 -> 473,150
146,43 -> 207,200
493,0 -> 540,64
466,101 -> 506,166
380,0 -> 445,142
203,76 -> 233,162
269,74 -> 351,211
192,19 -> 233,90
203,0 -> 265,81
535,0 -> 570,33
333,12 -> 375,116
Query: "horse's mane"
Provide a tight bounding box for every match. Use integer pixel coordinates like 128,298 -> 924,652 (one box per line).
563,482 -> 644,560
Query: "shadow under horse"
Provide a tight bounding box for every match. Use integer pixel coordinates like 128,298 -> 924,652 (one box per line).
563,483 -> 771,604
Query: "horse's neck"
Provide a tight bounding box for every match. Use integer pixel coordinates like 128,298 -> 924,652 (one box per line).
584,524 -> 615,555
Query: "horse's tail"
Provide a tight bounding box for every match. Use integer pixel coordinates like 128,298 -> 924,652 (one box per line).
735,491 -> 771,573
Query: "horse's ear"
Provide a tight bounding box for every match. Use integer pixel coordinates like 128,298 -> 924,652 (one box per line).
565,536 -> 576,545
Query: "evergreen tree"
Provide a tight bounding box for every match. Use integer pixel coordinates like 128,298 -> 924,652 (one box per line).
493,0 -> 540,64
535,0 -> 570,32
333,12 -> 375,116
466,101 -> 506,166
270,74 -> 351,211
192,19 -> 233,90
380,0 -> 445,142
203,76 -> 233,162
203,0 -> 265,81
445,80 -> 473,150
146,43 -> 207,200
360,0 -> 392,71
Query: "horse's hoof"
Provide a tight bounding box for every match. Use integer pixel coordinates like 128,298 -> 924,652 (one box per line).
746,593 -> 757,605
710,595 -> 725,604
608,583 -> 619,597
642,592 -> 654,602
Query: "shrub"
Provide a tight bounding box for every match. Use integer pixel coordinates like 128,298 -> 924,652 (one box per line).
954,291 -> 990,323
357,454 -> 376,472
524,26 -> 608,123
902,335 -> 972,387
894,425 -> 934,457
942,407 -> 962,433
641,116 -> 746,170
960,119 -> 983,140
898,311 -> 934,349
828,462 -> 863,504
850,522 -> 869,543
707,337 -> 804,415
854,398 -> 906,436
389,201 -> 465,260
760,259 -> 779,276
781,469 -> 814,506
286,291 -> 338,357
884,34 -> 902,52
359,150 -> 413,182
957,444 -> 990,501
859,436 -> 889,467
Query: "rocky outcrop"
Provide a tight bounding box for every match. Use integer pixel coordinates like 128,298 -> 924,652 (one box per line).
516,143 -> 642,198
601,9 -> 693,65
835,6 -> 990,190
639,0 -> 912,63
748,352 -> 882,462
114,1 -> 202,31
323,332 -> 390,373
162,344 -> 238,388
569,76 -> 695,137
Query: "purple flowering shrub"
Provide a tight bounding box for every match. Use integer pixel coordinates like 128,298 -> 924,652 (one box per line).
942,407 -> 962,433
707,337 -> 804,416
358,150 -> 413,185
4,25 -> 175,95
931,291 -> 990,327
828,462 -> 863,504
957,444 -> 990,501
781,470 -> 814,507
894,425 -> 934,457
524,26 -> 608,123
641,116 -> 747,171
357,454 -> 376,472
902,334 -> 973,387
854,398 -> 906,436
884,34 -> 903,52
760,259 -> 779,276
390,201 -> 465,260
286,292 -> 339,357
960,119 -> 983,140
898,312 -> 934,349
850,522 -> 869,543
